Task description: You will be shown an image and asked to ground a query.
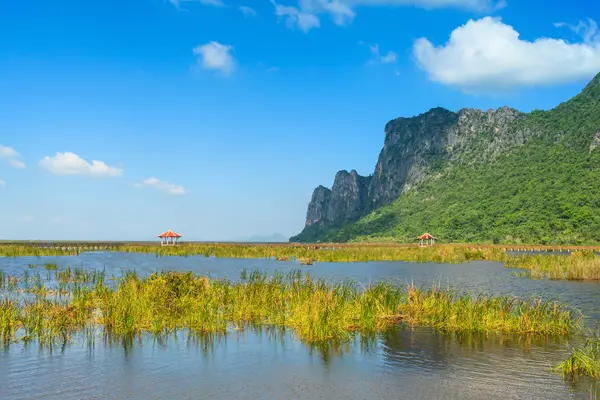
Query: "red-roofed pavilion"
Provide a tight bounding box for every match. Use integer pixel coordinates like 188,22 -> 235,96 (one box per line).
417,233 -> 437,247
159,230 -> 182,246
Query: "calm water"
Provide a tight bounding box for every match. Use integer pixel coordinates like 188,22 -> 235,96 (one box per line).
1,252 -> 599,399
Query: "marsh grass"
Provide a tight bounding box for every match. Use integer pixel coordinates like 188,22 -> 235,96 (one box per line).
44,263 -> 58,271
556,333 -> 600,378
507,251 -> 600,280
0,243 -> 510,264
121,244 -> 511,265
0,269 -> 581,348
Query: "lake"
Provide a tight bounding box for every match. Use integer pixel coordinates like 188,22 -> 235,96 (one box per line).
1,252 -> 598,399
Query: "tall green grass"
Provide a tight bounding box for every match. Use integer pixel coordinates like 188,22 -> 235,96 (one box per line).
507,251 -> 600,280
0,269 -> 581,347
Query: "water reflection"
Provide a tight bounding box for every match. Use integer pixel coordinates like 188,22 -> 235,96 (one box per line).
1,326 -> 597,399
2,252 -> 600,399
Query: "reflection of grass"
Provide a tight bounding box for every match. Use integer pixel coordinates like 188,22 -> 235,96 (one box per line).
506,251 -> 600,280
0,269 -> 581,348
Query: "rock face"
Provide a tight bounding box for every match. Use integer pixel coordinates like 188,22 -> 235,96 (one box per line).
291,106 -> 528,241
305,170 -> 371,228
590,131 -> 600,152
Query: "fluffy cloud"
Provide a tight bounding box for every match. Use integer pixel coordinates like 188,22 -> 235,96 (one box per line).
134,177 -> 186,195
239,5 -> 257,17
413,17 -> 600,91
193,41 -> 236,74
0,145 -> 26,168
271,0 -> 500,33
39,152 -> 123,177
0,179 -> 5,187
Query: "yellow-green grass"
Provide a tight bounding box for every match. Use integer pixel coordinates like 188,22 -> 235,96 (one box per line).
0,243 -> 511,264
0,269 -> 581,347
506,251 -> 600,280
556,335 -> 600,378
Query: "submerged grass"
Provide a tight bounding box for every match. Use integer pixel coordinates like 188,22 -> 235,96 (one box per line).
506,251 -> 600,280
0,269 -> 581,347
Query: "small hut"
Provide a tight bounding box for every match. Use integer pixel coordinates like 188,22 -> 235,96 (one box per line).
158,230 -> 182,246
417,233 -> 437,247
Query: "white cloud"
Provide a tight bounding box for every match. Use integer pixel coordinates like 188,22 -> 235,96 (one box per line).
267,67 -> 280,72
367,43 -> 397,64
555,18 -> 599,44
272,1 -> 321,33
413,17 -> 600,91
193,41 -> 236,74
0,145 -> 26,168
200,0 -> 225,5
271,0 -> 500,33
39,152 -> 123,177
8,159 -> 26,169
345,0 -> 500,11
0,179 -> 5,187
170,0 -> 225,8
21,215 -> 34,223
239,5 -> 257,17
134,177 -> 187,195
0,145 -> 19,159
51,217 -> 65,223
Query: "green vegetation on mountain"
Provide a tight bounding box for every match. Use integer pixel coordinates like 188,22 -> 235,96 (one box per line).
292,74 -> 600,245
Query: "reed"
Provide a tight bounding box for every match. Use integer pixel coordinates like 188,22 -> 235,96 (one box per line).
0,269 -> 581,347
506,251 -> 600,280
556,335 -> 600,378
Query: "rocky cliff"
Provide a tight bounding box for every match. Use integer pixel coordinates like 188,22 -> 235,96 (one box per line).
291,105 -> 531,242
291,72 -> 600,244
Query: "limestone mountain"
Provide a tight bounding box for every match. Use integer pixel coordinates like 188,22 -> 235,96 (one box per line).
291,73 -> 600,245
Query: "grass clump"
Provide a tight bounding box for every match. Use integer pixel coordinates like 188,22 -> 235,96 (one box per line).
0,269 -> 581,347
556,335 -> 600,378
44,263 -> 58,271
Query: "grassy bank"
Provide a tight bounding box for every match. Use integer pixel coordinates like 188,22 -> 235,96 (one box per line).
0,269 -> 581,347
0,243 -> 509,263
506,251 -> 600,280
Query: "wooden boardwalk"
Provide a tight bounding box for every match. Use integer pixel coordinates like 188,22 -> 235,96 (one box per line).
1,242 -> 125,251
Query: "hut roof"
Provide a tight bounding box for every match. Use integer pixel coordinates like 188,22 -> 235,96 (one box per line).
417,233 -> 436,240
158,230 -> 182,238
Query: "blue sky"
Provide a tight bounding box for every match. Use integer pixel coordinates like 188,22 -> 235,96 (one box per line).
1,0 -> 599,241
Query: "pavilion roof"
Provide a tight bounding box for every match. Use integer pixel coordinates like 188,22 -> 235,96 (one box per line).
158,230 -> 182,238
417,233 -> 436,240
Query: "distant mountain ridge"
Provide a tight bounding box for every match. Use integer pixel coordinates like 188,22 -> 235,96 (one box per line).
291,73 -> 600,245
